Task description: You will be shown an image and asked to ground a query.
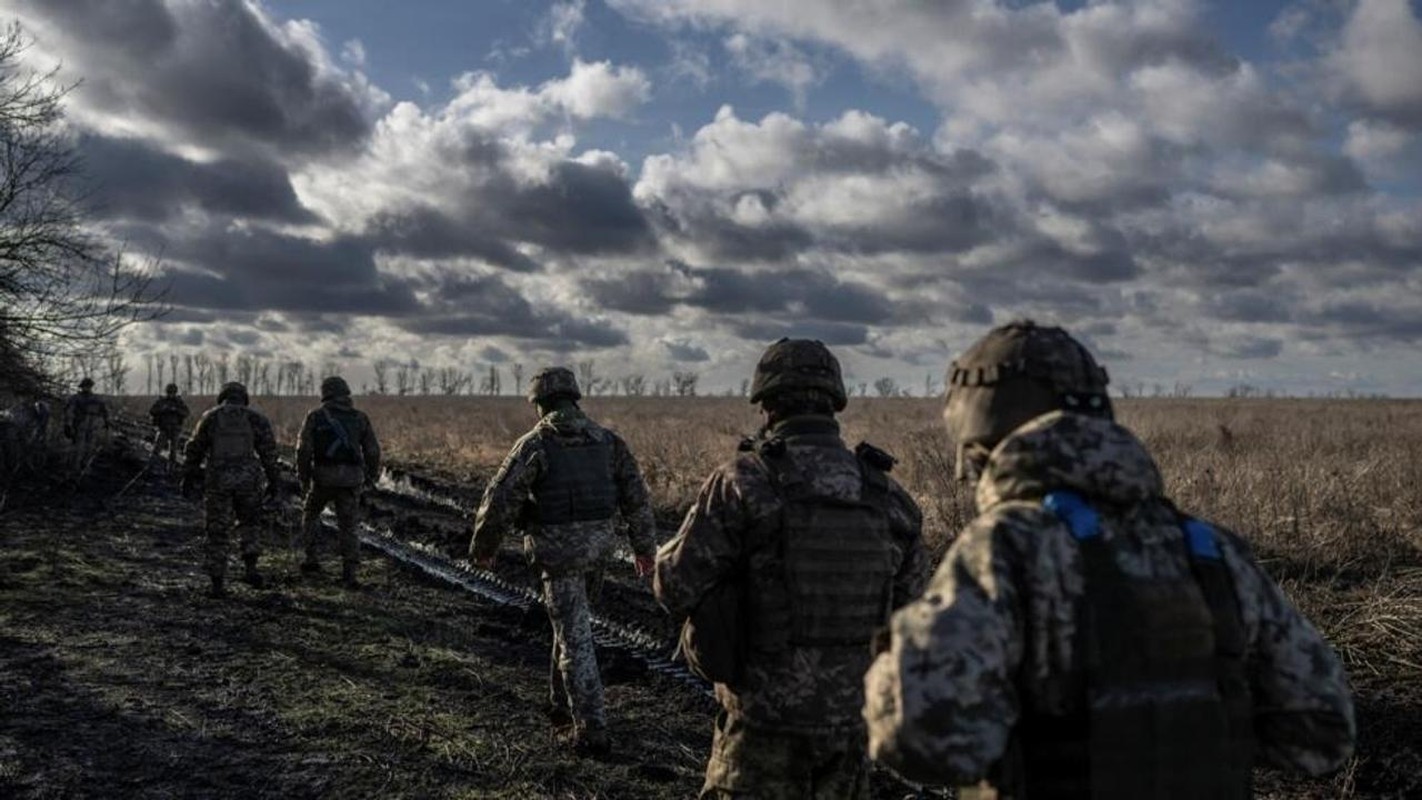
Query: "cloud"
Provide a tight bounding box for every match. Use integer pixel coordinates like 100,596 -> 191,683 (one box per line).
660,338 -> 710,362
724,33 -> 821,106
15,0 -> 384,160
1329,0 -> 1422,127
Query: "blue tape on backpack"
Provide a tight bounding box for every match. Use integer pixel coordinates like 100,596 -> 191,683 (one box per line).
1043,491 -> 1101,542
1182,519 -> 1222,560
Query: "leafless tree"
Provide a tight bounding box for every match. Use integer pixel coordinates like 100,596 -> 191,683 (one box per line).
511,363 -> 524,395
480,364 -> 502,396
372,359 -> 389,394
194,353 -> 213,394
104,351 -> 127,394
437,366 -> 468,395
0,25 -> 163,389
216,353 -> 230,387
672,371 -> 699,397
419,367 -> 435,395
873,377 -> 899,398
621,374 -> 646,396
395,360 -> 415,396
577,360 -> 596,394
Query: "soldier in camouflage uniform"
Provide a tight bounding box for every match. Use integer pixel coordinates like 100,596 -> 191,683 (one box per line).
296,376 -> 381,589
2,395 -> 49,476
471,367 -> 657,756
182,382 -> 281,598
864,321 -> 1356,798
63,377 -> 109,477
656,339 -> 930,800
148,383 -> 190,473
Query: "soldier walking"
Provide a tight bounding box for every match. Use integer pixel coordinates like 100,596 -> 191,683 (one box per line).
654,339 -> 929,799
864,321 -> 1356,798
63,377 -> 109,477
296,376 -> 381,589
148,383 -> 190,473
182,382 -> 280,598
470,367 -> 657,756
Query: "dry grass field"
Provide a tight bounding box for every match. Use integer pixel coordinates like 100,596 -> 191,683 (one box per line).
116,394 -> 1422,796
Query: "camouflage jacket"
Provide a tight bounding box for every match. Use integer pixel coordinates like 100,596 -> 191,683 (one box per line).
148,396 -> 190,430
864,411 -> 1356,784
471,407 -> 657,575
64,392 -> 108,431
656,416 -> 931,732
183,401 -> 279,491
295,397 -> 381,489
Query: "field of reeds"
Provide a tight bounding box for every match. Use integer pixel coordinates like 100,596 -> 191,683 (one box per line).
117,394 -> 1422,797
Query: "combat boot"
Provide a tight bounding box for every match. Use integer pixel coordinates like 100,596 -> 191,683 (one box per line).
241,555 -> 265,589
341,563 -> 361,590
573,724 -> 610,758
208,575 -> 227,599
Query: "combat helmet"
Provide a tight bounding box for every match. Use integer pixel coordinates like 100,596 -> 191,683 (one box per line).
165,383 -> 179,396
216,381 -> 250,406
78,377 -> 95,390
748,338 -> 848,412
527,367 -> 581,404
944,320 -> 1111,480
320,375 -> 352,401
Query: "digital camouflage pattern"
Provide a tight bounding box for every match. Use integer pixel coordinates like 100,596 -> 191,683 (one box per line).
656,416 -> 929,798
698,712 -> 871,800
526,366 -> 581,403
148,394 -> 190,467
748,339 -> 848,411
863,411 -> 1356,785
545,572 -> 605,729
184,402 -> 280,582
64,390 -> 109,475
472,405 -> 656,732
297,395 -> 380,575
471,407 -> 656,572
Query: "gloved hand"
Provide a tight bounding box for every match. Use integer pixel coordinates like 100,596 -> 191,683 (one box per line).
180,472 -> 200,500
634,554 -> 655,578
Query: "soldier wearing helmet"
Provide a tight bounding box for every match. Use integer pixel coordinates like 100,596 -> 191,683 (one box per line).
148,383 -> 190,473
296,375 -> 381,588
864,321 -> 1355,798
471,366 -> 658,757
182,381 -> 281,598
655,339 -> 929,799
63,376 -> 110,478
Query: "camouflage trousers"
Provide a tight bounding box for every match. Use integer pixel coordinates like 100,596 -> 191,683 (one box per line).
153,426 -> 182,469
699,712 -> 871,800
301,484 -> 362,568
67,422 -> 104,475
203,480 -> 264,579
543,571 -> 606,730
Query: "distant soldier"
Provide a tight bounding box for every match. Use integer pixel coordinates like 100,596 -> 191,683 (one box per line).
296,376 -> 381,589
471,367 -> 657,756
148,383 -> 190,473
864,321 -> 1356,798
2,395 -> 50,475
63,377 -> 109,476
182,381 -> 280,598
655,339 -> 930,799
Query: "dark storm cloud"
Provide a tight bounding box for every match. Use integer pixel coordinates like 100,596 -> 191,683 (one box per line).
162,227 -> 418,317
364,206 -> 541,272
582,260 -> 897,324
662,340 -> 710,362
79,134 -> 316,224
398,274 -> 628,349
732,319 -> 868,346
21,0 -> 374,158
1209,336 -> 1284,360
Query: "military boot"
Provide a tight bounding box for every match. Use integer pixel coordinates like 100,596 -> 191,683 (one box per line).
573,724 -> 610,758
208,575 -> 227,599
341,562 -> 361,590
241,555 -> 265,589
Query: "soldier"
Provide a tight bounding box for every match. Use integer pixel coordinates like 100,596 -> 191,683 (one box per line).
864,321 -> 1356,798
63,377 -> 109,476
148,383 -> 190,473
655,339 -> 930,799
470,366 -> 657,756
296,376 -> 381,589
2,395 -> 49,475
181,381 -> 280,598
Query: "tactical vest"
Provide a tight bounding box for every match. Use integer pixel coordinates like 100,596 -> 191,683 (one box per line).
70,394 -> 105,423
747,445 -> 899,652
210,406 -> 256,466
313,407 -> 363,466
534,435 -> 617,525
980,491 -> 1254,800
152,399 -> 186,426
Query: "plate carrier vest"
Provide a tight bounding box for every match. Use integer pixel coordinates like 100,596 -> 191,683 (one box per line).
535,434 -> 618,525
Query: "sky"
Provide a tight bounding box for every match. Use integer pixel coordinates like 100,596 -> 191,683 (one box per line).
8,0 -> 1422,396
